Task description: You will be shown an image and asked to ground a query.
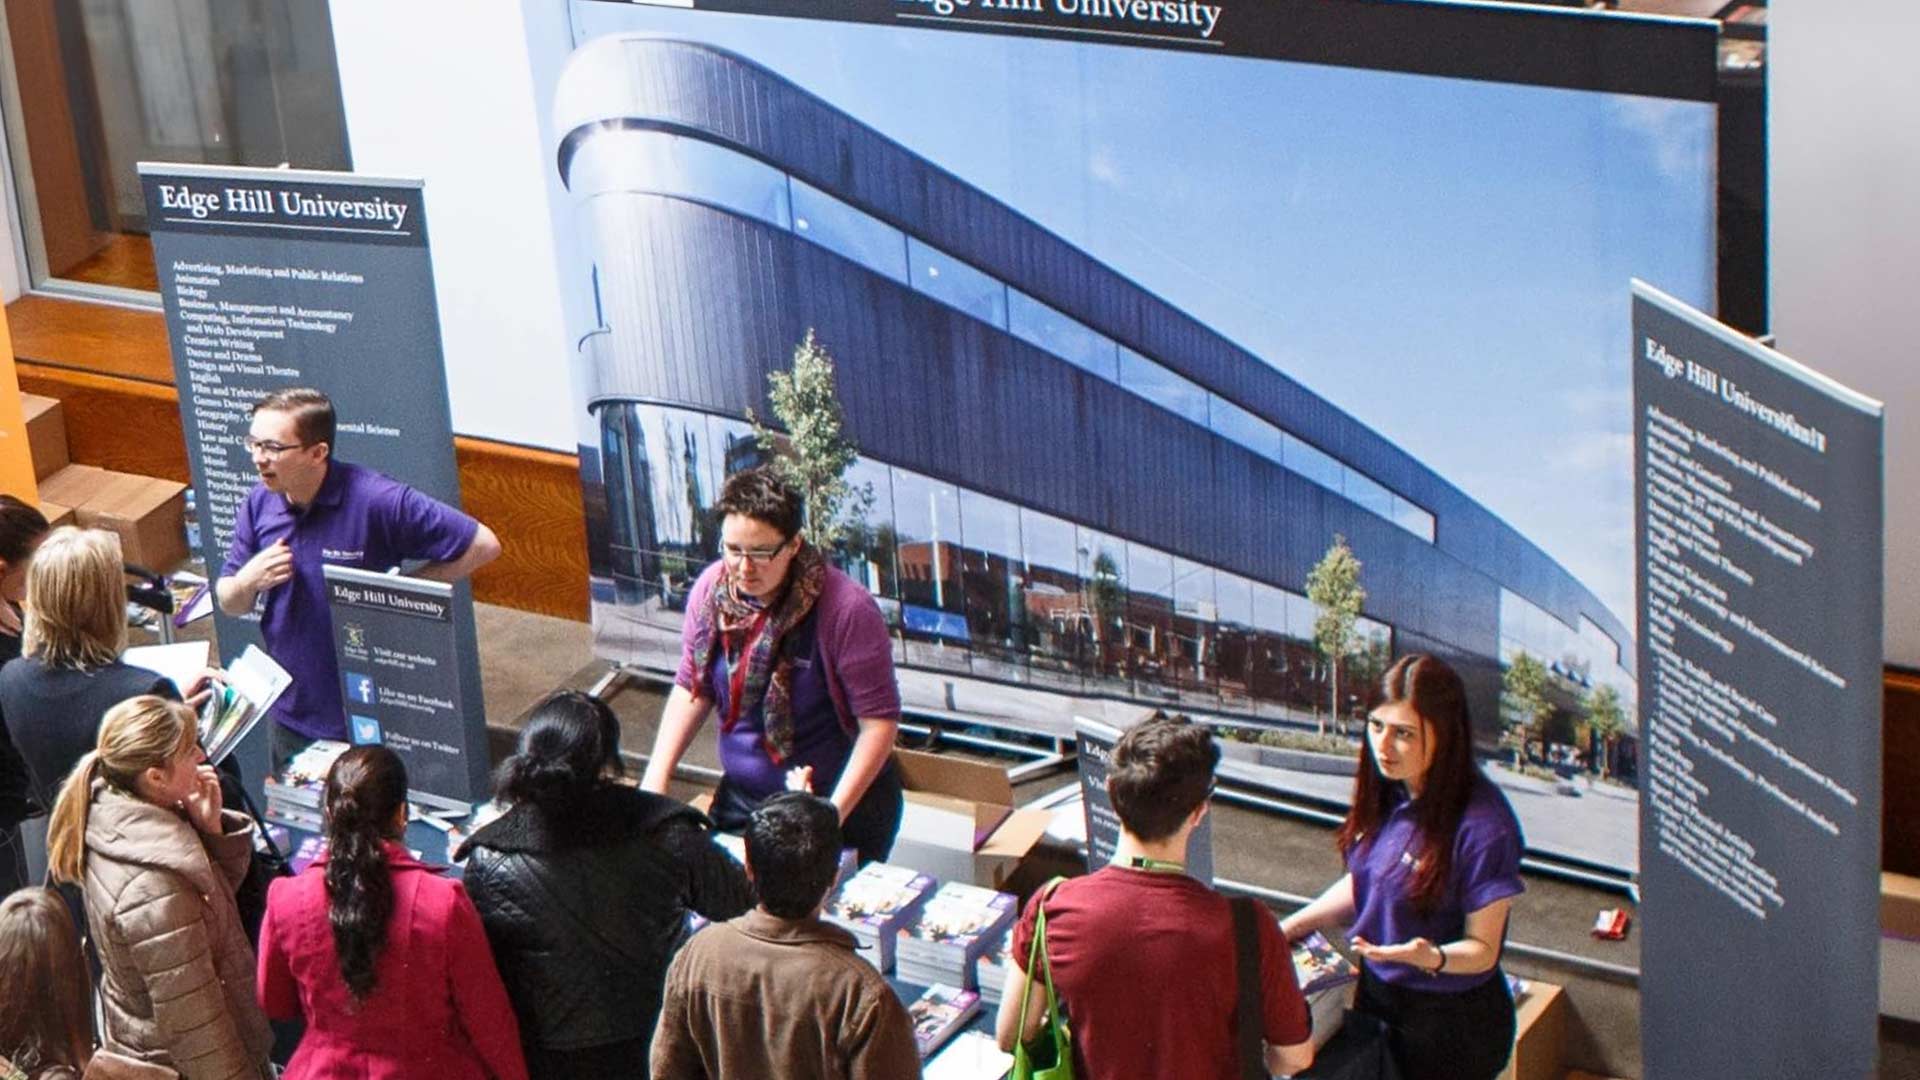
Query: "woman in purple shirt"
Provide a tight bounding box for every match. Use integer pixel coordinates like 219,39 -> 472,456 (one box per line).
1281,654 -> 1525,1080
639,467 -> 904,863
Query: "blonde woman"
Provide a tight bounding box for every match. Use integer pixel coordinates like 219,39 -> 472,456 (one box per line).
0,527 -> 225,890
46,695 -> 273,1080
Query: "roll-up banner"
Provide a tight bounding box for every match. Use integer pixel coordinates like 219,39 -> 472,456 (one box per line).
139,163 -> 487,805
324,566 -> 483,811
1074,716 -> 1213,884
1631,281 -> 1882,1078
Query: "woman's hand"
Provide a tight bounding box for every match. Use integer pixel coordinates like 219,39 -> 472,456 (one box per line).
784,764 -> 815,793
1350,934 -> 1444,973
183,668 -> 227,710
180,764 -> 225,834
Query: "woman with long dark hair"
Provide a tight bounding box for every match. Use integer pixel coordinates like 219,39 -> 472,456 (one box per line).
1281,654 -> 1526,1080
255,746 -> 527,1080
45,695 -> 274,1079
460,690 -> 753,1079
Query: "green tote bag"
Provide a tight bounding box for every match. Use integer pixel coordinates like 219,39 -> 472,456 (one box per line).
1011,878 -> 1074,1080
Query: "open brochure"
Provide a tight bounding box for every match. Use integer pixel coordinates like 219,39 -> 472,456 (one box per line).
199,645 -> 292,765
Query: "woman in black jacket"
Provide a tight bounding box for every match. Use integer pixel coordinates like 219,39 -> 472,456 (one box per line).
458,690 -> 754,1079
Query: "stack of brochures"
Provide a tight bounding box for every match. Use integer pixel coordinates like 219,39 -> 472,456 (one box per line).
895,881 -> 1017,989
907,984 -> 982,1060
923,1030 -> 1013,1080
264,740 -> 350,832
822,861 -> 937,973
974,929 -> 1016,1007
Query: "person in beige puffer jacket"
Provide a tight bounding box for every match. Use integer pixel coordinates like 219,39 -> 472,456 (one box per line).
46,695 -> 272,1080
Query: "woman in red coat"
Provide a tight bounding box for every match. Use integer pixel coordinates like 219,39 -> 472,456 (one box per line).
256,746 -> 528,1080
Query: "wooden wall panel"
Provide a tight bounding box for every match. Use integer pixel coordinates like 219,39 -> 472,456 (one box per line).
1888,671 -> 1920,877
7,295 -> 173,383
16,363 -> 189,482
454,437 -> 590,622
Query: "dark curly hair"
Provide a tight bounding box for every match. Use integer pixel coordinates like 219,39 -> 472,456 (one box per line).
324,745 -> 408,1001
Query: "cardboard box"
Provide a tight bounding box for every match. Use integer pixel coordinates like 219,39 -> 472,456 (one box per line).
38,501 -> 74,529
1884,873 -> 1920,1022
1502,979 -> 1566,1080
890,748 -> 1052,890
77,474 -> 188,572
37,464 -> 108,511
20,394 -> 68,480
1884,872 -> 1920,940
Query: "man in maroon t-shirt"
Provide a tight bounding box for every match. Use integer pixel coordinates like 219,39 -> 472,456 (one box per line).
994,714 -> 1315,1078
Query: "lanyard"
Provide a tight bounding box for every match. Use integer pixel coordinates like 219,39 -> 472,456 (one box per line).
722,610 -> 771,730
1126,855 -> 1188,875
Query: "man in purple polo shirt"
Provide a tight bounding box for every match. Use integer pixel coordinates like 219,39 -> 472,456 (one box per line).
216,388 -> 501,766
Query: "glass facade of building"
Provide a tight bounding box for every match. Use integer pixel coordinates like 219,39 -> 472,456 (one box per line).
600,399 -> 1394,723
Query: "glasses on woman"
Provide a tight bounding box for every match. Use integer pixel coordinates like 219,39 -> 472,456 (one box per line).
717,537 -> 792,565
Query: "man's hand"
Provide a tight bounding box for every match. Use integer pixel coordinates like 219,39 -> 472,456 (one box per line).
239,539 -> 294,593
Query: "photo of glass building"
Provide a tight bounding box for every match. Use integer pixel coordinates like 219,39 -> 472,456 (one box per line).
554,35 -> 1638,752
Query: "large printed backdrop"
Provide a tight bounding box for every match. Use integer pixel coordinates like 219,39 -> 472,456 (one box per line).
551,2 -> 1717,874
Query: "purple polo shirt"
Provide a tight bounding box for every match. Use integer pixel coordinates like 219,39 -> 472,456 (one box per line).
1346,775 -> 1525,992
676,561 -> 900,799
222,460 -> 478,740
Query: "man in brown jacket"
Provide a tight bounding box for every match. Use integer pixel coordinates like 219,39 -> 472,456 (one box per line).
651,793 -> 920,1080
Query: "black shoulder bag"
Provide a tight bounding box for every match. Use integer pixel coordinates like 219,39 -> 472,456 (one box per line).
1231,896 -> 1266,1080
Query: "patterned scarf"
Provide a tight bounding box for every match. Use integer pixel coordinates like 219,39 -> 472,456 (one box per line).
692,540 -> 829,763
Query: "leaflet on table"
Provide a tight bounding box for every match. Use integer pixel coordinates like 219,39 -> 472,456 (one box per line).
907,984 -> 982,1060
923,1030 -> 1013,1080
197,645 -> 292,765
265,740 -> 351,829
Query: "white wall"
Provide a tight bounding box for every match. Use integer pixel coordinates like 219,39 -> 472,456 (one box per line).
1770,1 -> 1920,667
328,0 -> 579,452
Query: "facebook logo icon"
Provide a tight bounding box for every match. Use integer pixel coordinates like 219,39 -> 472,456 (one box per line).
346,673 -> 377,706
349,715 -> 382,745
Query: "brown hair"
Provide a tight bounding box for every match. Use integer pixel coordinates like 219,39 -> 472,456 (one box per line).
0,495 -> 50,565
22,526 -> 126,670
714,466 -> 803,540
252,387 -> 336,452
46,696 -> 198,885
1107,712 -> 1219,843
1335,654 -> 1481,911
0,888 -> 92,1076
